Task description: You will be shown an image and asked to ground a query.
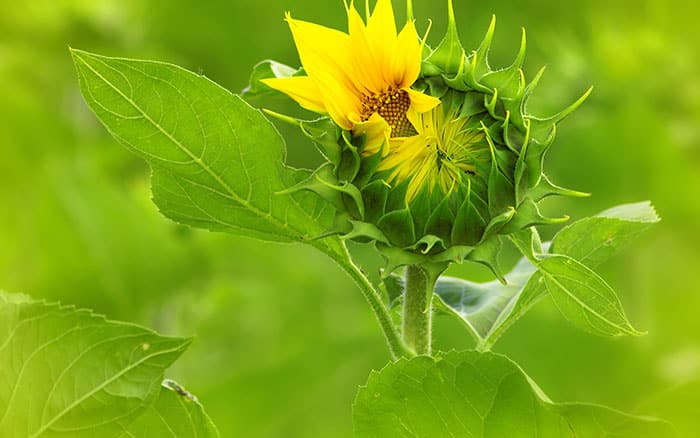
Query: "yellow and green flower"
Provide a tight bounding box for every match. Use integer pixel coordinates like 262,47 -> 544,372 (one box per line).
261,0 -> 439,155
246,0 -> 591,275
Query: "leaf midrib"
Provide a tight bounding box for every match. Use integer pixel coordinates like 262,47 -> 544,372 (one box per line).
29,344 -> 185,438
540,261 -> 632,335
72,51 -> 310,242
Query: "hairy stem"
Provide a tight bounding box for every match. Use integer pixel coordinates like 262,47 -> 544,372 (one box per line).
325,242 -> 412,359
403,264 -> 441,355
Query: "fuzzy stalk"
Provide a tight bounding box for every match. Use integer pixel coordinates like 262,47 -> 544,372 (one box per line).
402,264 -> 441,355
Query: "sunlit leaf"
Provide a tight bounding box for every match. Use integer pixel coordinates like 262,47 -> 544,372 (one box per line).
0,291 -> 190,437
353,350 -> 672,437
434,202 -> 658,347
539,255 -> 643,337
119,380 -> 219,437
551,201 -> 660,267
71,50 -> 335,252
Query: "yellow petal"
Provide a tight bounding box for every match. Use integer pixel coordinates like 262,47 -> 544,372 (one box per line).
367,0 -> 397,39
392,21 -> 422,87
405,88 -> 441,130
346,5 -> 384,94
378,134 -> 429,177
285,13 -> 353,85
351,112 -> 391,156
314,70 -> 360,130
285,13 -> 361,128
262,76 -> 326,114
366,0 -> 398,85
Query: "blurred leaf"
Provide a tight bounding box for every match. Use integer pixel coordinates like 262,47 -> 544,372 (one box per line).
638,379 -> 700,438
538,255 -> 642,337
0,291 -> 190,437
353,350 -> 673,437
119,380 -> 219,437
551,201 -> 660,267
71,50 -> 332,249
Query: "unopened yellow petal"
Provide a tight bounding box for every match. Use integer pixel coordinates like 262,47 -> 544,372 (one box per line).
262,77 -> 325,114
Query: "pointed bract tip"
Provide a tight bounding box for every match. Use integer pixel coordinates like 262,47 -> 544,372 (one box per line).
447,0 -> 456,26
551,85 -> 594,124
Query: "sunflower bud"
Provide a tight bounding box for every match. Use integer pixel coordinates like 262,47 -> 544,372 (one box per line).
248,0 -> 590,277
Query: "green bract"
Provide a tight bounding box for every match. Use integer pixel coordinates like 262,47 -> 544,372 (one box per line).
247,5 -> 591,278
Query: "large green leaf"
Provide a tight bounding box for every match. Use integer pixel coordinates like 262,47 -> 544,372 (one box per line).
551,201 -> 660,266
70,49 -> 409,357
71,49 -> 333,248
0,291 -> 190,437
538,255 -> 642,336
353,350 -> 673,437
119,380 -> 219,437
434,202 -> 657,348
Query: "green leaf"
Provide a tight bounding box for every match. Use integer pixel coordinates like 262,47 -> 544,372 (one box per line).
432,255 -> 538,347
119,380 -> 219,437
241,59 -> 298,102
71,49 -> 332,248
538,255 -> 643,337
70,50 -> 411,358
353,350 -> 673,437
437,202 -> 658,348
0,291 -> 191,437
551,201 -> 660,268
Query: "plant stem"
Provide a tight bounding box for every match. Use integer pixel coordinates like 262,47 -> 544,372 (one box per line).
326,243 -> 412,359
403,264 -> 440,355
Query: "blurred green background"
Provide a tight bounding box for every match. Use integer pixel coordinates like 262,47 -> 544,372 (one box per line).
1,0 -> 699,436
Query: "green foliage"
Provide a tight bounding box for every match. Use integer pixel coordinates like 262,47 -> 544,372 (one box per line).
246,7 -> 591,275
537,255 -> 641,337
0,0 -> 693,436
70,49 -> 334,249
71,48 -> 407,360
0,291 -> 216,437
353,350 -> 673,437
120,380 -> 219,437
430,202 -> 658,349
550,201 -> 660,266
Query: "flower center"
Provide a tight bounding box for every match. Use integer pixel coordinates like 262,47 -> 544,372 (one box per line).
376,105 -> 489,203
360,88 -> 417,137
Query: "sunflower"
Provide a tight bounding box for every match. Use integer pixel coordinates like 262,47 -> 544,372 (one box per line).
262,0 -> 440,155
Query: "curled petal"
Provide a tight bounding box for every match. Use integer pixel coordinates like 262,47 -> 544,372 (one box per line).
262,76 -> 326,114
352,112 -> 391,156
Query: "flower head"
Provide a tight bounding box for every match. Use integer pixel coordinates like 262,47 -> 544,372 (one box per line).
251,1 -> 590,274
262,0 -> 440,154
